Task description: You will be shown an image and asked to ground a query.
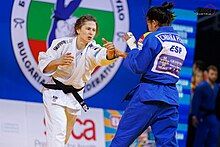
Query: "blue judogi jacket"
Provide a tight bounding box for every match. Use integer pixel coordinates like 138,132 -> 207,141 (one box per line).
123,26 -> 187,106
191,81 -> 219,117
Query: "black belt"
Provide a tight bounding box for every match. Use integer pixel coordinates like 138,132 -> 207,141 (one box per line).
140,77 -> 176,87
42,78 -> 89,112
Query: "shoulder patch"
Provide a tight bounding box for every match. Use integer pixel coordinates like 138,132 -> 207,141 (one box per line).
137,32 -> 151,49
89,42 -> 102,50
94,48 -> 102,57
52,37 -> 73,51
53,40 -> 67,50
138,32 -> 151,43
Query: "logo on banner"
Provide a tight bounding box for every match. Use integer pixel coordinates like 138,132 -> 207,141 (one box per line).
72,118 -> 96,140
104,110 -> 123,146
11,0 -> 129,98
194,4 -> 216,16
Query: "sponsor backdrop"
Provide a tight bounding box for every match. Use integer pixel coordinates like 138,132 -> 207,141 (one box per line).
2,0 -> 218,146
0,99 -> 155,147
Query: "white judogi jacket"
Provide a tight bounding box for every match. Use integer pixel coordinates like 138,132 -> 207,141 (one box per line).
38,37 -> 115,111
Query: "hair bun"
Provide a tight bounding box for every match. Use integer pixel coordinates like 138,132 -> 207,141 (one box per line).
162,2 -> 174,10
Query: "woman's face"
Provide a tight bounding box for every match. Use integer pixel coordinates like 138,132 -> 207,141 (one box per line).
77,21 -> 97,44
195,71 -> 203,85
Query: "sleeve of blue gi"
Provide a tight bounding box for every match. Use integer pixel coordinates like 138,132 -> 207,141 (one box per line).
191,86 -> 203,116
123,35 -> 160,74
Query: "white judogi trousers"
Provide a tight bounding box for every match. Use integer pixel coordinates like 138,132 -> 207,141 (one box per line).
43,89 -> 81,147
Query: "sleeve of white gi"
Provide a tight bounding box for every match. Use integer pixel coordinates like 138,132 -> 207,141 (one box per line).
38,39 -> 62,76
91,42 -> 116,66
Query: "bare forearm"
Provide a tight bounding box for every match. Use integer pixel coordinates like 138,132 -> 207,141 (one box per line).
106,49 -> 116,60
106,48 -> 127,60
102,38 -> 127,59
43,53 -> 74,73
43,59 -> 60,73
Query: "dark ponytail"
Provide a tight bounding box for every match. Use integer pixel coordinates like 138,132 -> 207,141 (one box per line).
147,2 -> 175,26
161,2 -> 174,10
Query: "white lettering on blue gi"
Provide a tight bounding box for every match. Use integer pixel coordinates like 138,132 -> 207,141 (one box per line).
157,33 -> 182,44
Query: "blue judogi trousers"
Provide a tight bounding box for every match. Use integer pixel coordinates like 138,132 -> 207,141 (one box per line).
193,114 -> 220,147
110,97 -> 179,147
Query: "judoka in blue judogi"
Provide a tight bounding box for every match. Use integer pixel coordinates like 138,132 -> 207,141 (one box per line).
191,66 -> 219,147
110,2 -> 187,147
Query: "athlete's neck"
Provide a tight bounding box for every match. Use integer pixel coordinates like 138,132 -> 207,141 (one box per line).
207,79 -> 215,89
76,37 -> 87,50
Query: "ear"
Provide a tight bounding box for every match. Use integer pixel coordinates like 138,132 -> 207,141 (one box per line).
152,20 -> 159,26
76,29 -> 80,35
154,20 -> 160,28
